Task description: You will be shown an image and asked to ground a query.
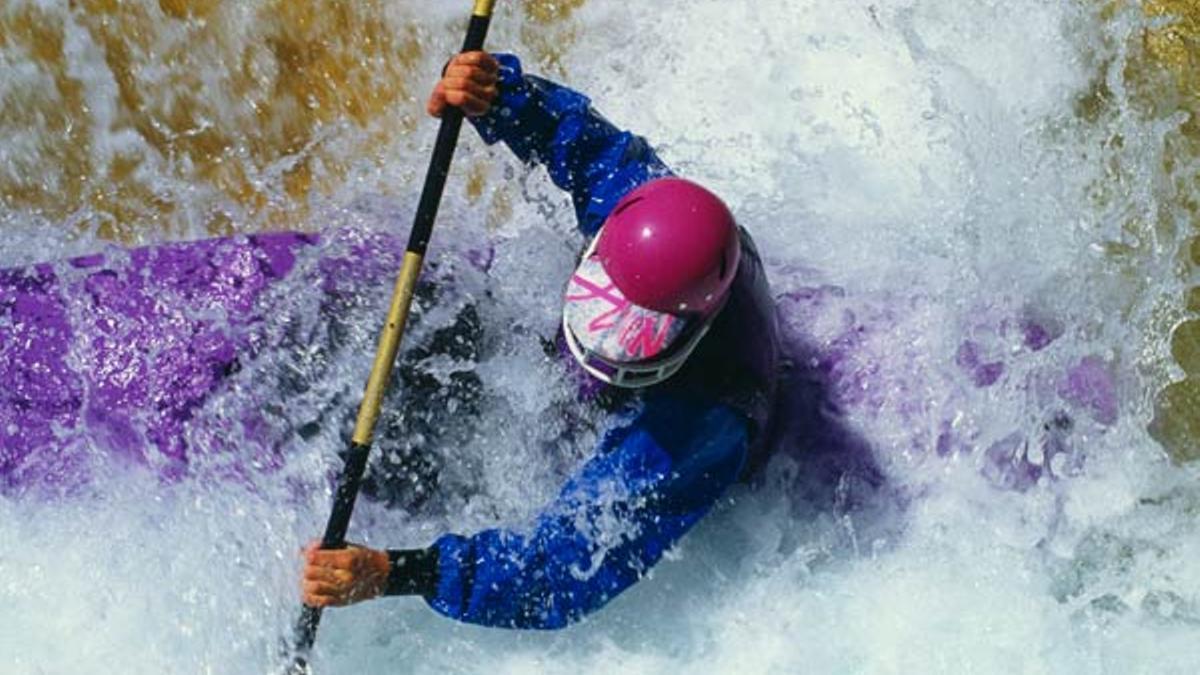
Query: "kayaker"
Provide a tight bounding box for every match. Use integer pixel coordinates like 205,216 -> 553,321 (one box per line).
300,51 -> 781,629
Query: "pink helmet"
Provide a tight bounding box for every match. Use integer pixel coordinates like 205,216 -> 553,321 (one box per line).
562,178 -> 741,388
597,178 -> 740,315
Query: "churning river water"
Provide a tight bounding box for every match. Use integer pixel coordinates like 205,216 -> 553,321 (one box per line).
2,1 -> 1200,673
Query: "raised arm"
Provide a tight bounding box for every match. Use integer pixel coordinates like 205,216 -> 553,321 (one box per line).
431,52 -> 672,235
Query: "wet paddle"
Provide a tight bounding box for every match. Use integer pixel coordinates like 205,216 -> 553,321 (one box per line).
287,1 -> 498,671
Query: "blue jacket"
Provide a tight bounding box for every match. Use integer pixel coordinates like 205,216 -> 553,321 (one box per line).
391,54 -> 756,629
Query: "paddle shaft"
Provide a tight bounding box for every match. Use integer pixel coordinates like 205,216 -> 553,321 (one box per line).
290,1 -> 497,666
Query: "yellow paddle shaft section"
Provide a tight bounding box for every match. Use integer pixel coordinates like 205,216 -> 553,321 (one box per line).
351,251 -> 424,445
473,0 -> 496,18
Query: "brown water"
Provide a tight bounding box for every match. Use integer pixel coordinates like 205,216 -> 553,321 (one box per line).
1142,0 -> 1200,461
0,0 -> 581,239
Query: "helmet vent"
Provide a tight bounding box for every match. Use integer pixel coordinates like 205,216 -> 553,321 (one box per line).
610,196 -> 645,218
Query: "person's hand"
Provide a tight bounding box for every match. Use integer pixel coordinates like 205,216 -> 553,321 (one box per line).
427,51 -> 500,118
301,541 -> 390,608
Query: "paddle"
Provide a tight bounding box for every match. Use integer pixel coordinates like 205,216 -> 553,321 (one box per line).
287,1 -> 498,670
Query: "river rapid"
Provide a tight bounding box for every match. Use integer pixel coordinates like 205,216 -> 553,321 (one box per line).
1,1 -> 1199,673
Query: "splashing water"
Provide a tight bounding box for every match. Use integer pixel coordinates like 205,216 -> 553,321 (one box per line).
2,1 -> 1200,673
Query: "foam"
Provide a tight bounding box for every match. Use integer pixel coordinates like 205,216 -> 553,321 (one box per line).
1,1 -> 1197,673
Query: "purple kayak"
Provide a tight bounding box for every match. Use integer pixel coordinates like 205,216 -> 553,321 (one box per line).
1,231 -> 1119,498
0,229 -> 435,495
771,275 -> 1120,493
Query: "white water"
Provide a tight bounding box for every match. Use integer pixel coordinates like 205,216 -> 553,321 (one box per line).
2,1 -> 1199,673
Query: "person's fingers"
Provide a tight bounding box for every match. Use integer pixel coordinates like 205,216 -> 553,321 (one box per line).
329,548 -> 355,564
308,548 -> 356,571
428,82 -> 448,118
308,550 -> 334,567
303,580 -> 344,603
442,76 -> 498,102
304,594 -> 331,608
444,89 -> 491,116
430,50 -> 499,120
304,565 -> 352,585
451,86 -> 497,114
444,64 -> 498,87
302,587 -> 339,608
452,51 -> 499,73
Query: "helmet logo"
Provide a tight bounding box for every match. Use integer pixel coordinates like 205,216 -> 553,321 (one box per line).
566,270 -> 676,360
619,314 -> 675,359
565,272 -> 628,332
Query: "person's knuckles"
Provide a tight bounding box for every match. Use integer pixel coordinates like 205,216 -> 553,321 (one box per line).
467,68 -> 498,85
311,567 -> 338,583
454,51 -> 497,72
451,63 -> 496,81
463,88 -> 489,105
446,65 -> 480,80
447,76 -> 476,92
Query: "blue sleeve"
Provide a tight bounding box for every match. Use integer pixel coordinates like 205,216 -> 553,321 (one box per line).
469,53 -> 673,235
422,396 -> 749,629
